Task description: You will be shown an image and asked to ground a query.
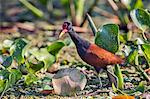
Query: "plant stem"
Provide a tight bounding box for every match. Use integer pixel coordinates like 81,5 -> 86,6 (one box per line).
0,80 -> 8,99
138,65 -> 150,82
135,53 -> 150,81
76,0 -> 85,26
69,0 -> 76,25
86,13 -> 97,36
19,0 -> 43,18
142,31 -> 147,41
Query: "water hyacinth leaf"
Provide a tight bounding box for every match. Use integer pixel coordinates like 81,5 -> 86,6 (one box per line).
114,65 -> 124,90
127,49 -> 138,65
87,13 -> 97,36
8,69 -> 22,86
30,48 -> 55,69
26,61 -> 44,73
19,0 -> 44,18
130,9 -> 150,31
0,70 -> 10,80
95,24 -> 119,53
2,56 -> 12,68
25,73 -> 38,85
141,44 -> 150,64
47,41 -> 65,56
10,69 -> 22,81
10,39 -> 28,64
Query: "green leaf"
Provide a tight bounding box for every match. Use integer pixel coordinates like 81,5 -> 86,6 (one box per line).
87,13 -> 97,36
30,48 -> 55,69
0,80 -> 5,93
2,56 -> 12,68
26,61 -> 44,73
2,40 -> 14,48
114,65 -> 124,90
19,0 -> 44,18
43,85 -> 53,90
8,72 -> 16,86
127,81 -> 145,94
95,24 -> 119,53
112,83 -> 117,92
10,69 -> 22,81
141,44 -> 150,64
47,41 -> 65,56
126,49 -> 138,65
130,9 -> 150,31
10,39 -> 28,65
25,73 -> 38,85
122,0 -> 143,10
0,70 -> 10,80
38,0 -> 48,5
8,69 -> 22,86
135,82 -> 145,93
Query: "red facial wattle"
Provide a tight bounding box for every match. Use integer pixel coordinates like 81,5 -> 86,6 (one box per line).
62,23 -> 68,30
59,23 -> 68,38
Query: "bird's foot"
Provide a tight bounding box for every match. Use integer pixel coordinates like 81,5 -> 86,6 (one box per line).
96,76 -> 103,89
98,81 -> 102,89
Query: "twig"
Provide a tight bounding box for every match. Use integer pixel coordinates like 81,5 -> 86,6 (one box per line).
15,22 -> 35,32
145,68 -> 150,73
0,26 -> 18,33
107,0 -> 118,11
106,0 -> 119,18
87,89 -> 110,96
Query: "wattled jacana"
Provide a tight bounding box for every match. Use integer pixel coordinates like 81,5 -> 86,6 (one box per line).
59,21 -> 124,87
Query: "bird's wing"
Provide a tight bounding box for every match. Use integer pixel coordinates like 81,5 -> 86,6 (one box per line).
87,44 -> 123,65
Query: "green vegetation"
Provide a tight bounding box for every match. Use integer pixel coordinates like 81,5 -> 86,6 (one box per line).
0,0 -> 150,98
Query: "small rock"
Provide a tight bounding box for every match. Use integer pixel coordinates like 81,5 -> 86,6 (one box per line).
52,68 -> 87,96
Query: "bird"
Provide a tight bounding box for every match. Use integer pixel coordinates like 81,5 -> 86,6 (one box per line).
59,21 -> 124,87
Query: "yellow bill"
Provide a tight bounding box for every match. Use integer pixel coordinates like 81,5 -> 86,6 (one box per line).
59,29 -> 68,38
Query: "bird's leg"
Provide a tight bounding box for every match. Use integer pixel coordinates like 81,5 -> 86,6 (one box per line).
98,74 -> 102,88
97,69 -> 103,88
105,66 -> 118,87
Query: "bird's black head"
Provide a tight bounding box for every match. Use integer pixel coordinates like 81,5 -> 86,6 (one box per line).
59,21 -> 73,38
62,21 -> 72,31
